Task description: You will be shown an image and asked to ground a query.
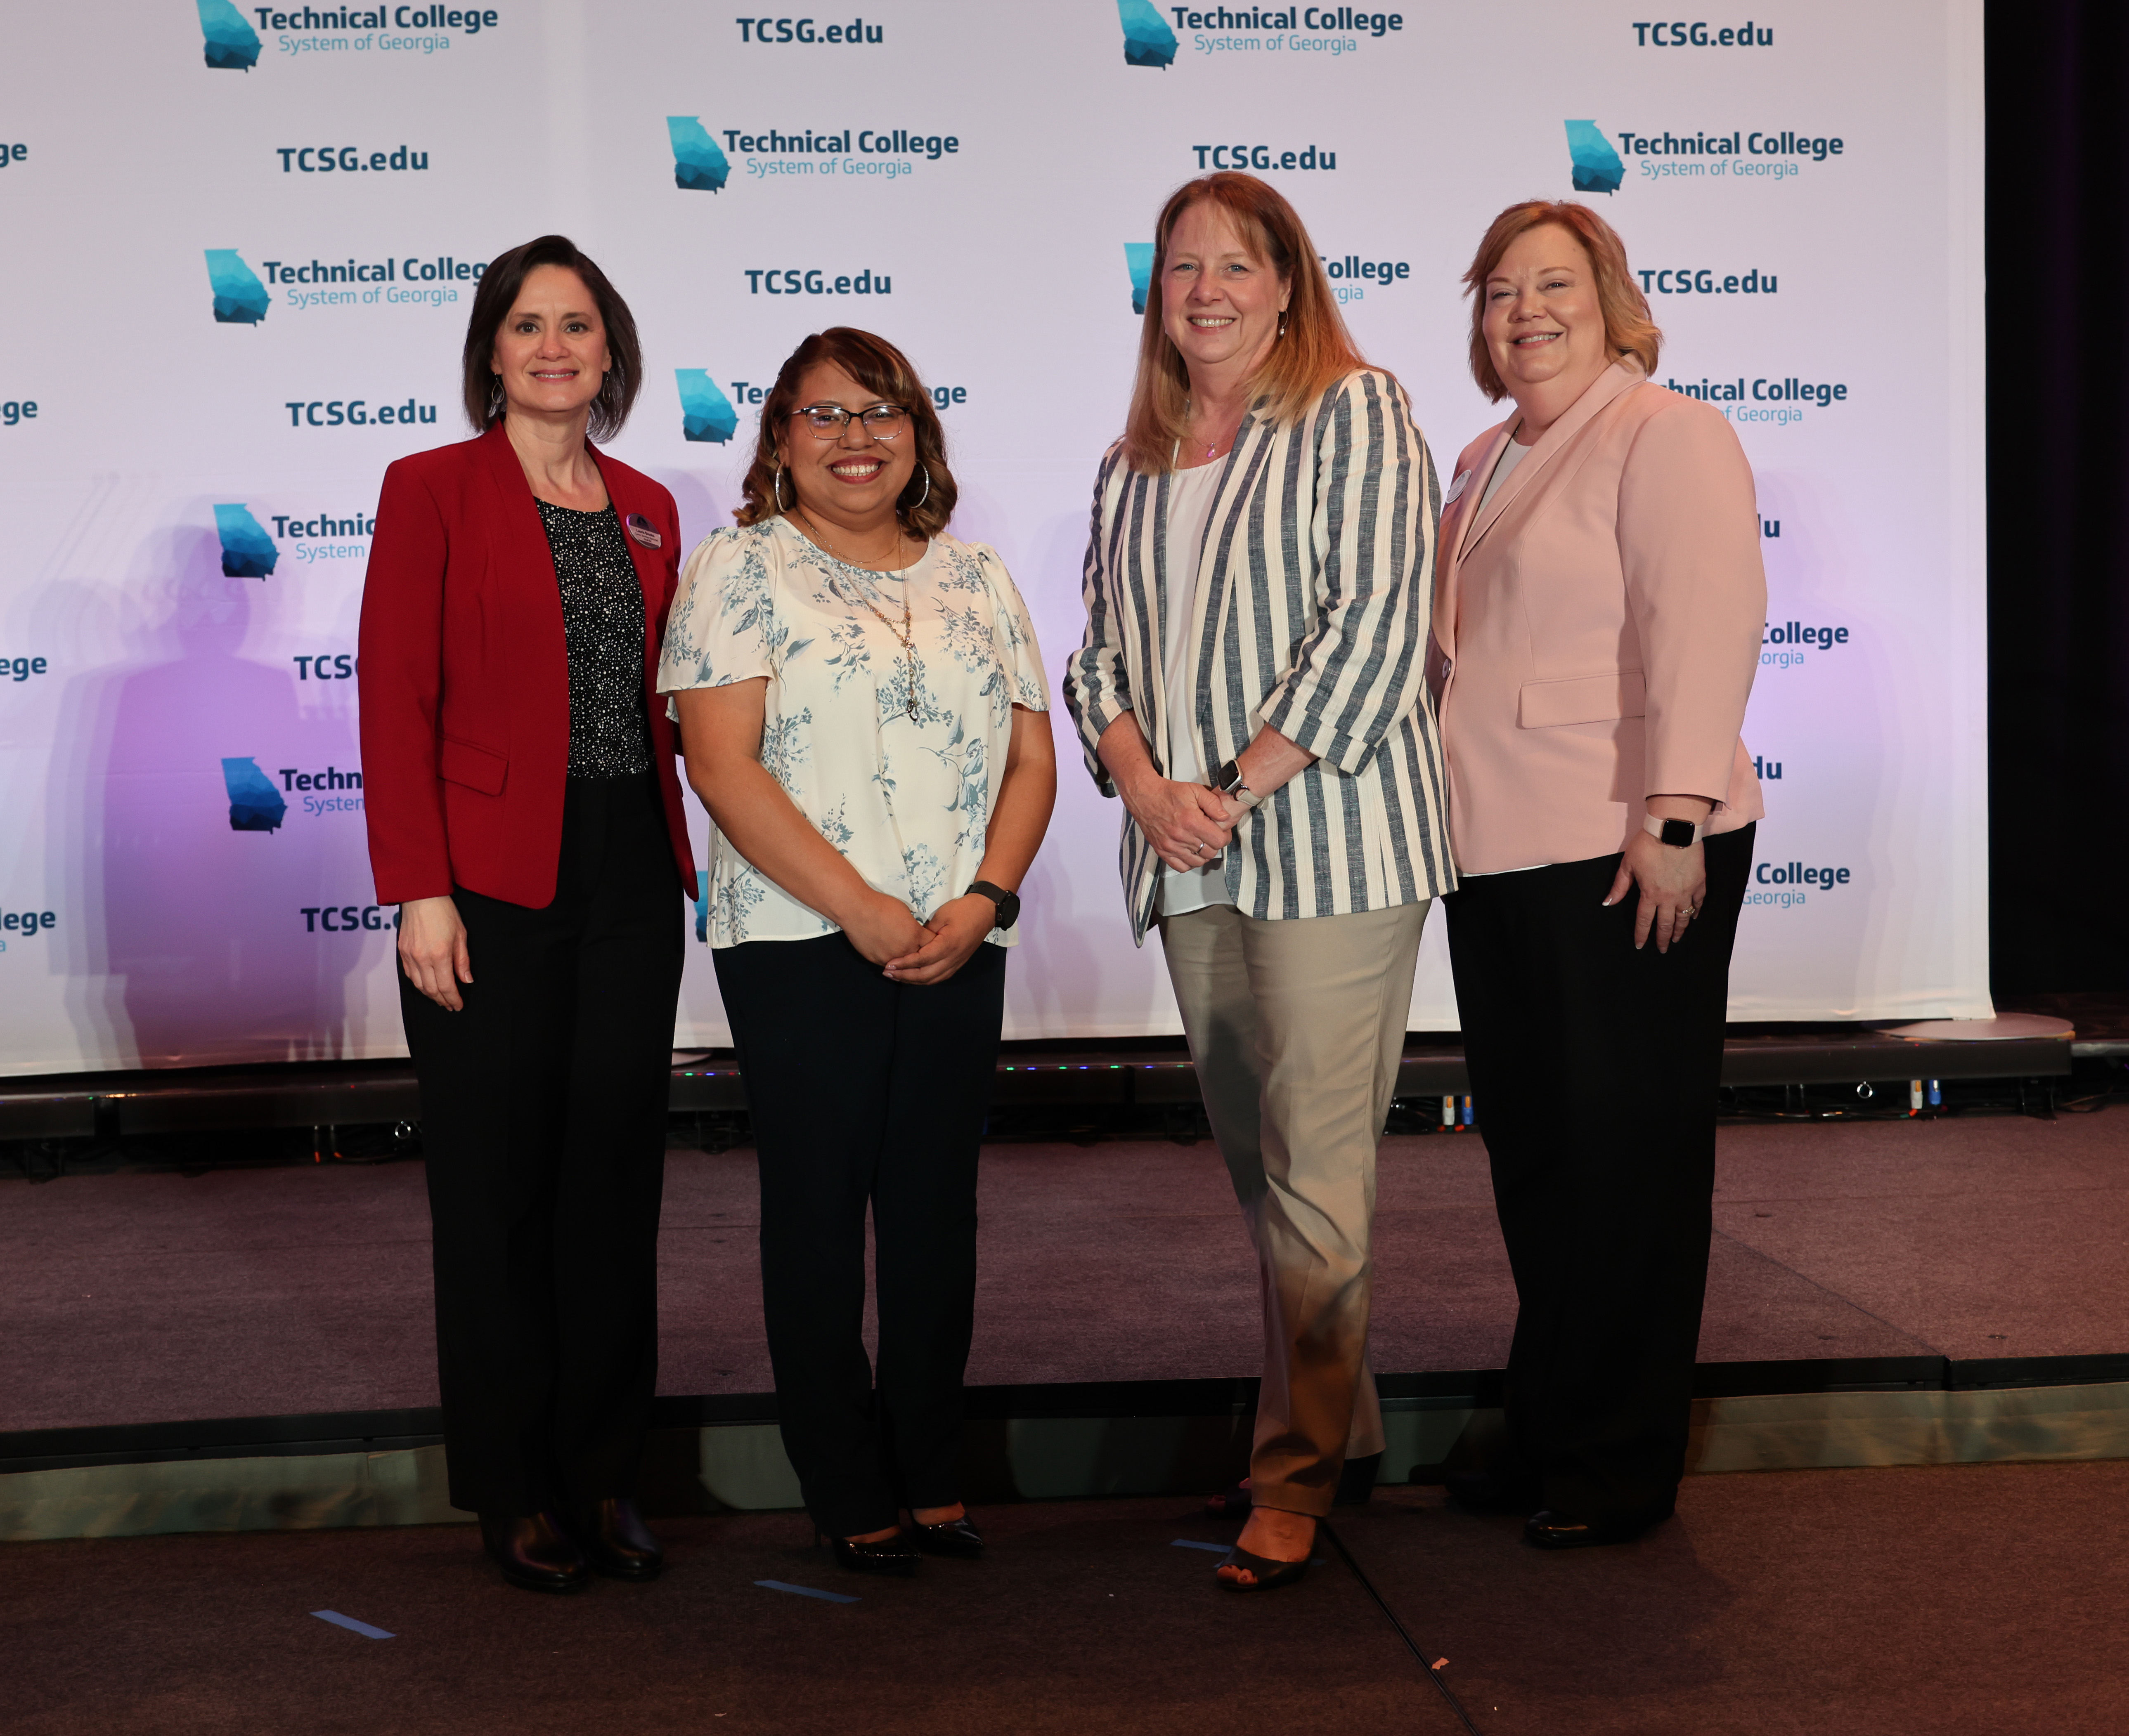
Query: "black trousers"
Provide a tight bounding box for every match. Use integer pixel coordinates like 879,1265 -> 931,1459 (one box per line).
713,931 -> 1006,1540
400,774 -> 685,1516
1444,823 -> 1754,1521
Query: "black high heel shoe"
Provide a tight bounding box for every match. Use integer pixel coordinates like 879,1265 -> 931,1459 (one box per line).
817,1529 -> 920,1576
908,1514 -> 984,1559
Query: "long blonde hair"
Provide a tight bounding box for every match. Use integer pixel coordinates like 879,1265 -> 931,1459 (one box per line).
1121,174 -> 1367,475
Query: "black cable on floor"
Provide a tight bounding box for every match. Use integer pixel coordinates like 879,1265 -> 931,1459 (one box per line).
1322,1521 -> 1484,1734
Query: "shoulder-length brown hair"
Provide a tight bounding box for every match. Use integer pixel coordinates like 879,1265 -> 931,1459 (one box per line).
460,235 -> 642,440
1121,173 -> 1367,475
733,328 -> 957,540
1461,202 -> 1661,402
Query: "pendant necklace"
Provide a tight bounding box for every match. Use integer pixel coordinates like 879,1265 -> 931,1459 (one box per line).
797,510 -> 920,719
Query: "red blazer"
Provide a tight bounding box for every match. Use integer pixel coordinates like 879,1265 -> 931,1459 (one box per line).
358,421 -> 696,908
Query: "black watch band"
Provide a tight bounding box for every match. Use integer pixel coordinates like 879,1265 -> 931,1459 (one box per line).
966,880 -> 1020,931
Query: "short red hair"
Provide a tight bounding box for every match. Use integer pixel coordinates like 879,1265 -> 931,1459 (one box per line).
1461,202 -> 1661,402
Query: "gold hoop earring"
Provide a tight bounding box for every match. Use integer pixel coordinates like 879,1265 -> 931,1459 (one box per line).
773,465 -> 789,512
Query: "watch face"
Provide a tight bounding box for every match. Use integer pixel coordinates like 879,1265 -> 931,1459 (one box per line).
1660,819 -> 1697,848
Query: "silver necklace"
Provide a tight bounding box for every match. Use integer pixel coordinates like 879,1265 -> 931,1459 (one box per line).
797,511 -> 920,720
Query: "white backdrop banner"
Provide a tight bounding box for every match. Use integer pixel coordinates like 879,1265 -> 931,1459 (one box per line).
0,0 -> 1988,1073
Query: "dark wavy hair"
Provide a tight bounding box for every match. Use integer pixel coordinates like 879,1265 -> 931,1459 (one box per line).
733,328 -> 956,539
460,235 -> 642,440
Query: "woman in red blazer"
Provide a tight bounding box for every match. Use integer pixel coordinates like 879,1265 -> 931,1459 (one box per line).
358,235 -> 695,1595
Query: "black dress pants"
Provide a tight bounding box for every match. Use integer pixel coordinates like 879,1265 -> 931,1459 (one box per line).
1444,823 -> 1753,1522
399,774 -> 685,1516
713,932 -> 1006,1540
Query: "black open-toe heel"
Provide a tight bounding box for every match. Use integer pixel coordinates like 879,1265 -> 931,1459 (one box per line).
816,1528 -> 920,1576
1217,1545 -> 1311,1592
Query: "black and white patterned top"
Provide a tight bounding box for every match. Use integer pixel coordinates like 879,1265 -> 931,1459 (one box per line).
537,499 -> 652,778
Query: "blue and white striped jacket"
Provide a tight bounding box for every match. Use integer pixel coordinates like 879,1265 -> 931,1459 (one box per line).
1064,368 -> 1457,945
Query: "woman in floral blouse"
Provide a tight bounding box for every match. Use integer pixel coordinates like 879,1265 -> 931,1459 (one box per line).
659,328 -> 1054,1576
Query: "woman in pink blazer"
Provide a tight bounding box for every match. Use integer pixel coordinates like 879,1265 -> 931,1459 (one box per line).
1434,202 -> 1765,1549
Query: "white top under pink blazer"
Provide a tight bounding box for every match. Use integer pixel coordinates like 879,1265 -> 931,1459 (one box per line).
1434,360 -> 1766,875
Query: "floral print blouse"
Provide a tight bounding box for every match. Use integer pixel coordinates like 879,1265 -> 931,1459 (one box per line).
656,515 -> 1050,948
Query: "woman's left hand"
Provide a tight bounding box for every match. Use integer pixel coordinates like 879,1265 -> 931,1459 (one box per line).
883,894 -> 998,985
1605,832 -> 1707,954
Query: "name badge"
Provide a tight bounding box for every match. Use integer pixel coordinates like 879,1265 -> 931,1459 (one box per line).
625,513 -> 662,549
1443,470 -> 1470,505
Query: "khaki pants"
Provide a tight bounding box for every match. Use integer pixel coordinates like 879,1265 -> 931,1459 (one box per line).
1159,899 -> 1429,1517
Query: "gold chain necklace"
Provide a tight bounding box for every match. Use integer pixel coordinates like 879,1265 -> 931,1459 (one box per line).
797,510 -> 920,720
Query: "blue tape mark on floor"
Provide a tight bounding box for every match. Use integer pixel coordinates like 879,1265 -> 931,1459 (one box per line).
1171,1538 -> 1230,1554
755,1579 -> 860,1604
311,1610 -> 393,1639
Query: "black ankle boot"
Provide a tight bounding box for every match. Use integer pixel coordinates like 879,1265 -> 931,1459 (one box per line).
565,1497 -> 664,1581
479,1511 -> 590,1594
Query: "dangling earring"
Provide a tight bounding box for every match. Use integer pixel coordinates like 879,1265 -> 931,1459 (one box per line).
488,373 -> 505,418
1277,312 -> 1288,339
773,465 -> 790,512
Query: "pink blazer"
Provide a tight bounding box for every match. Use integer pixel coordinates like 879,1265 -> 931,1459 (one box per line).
1434,361 -> 1765,875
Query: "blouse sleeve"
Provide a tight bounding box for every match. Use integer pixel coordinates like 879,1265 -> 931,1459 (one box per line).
975,545 -> 1052,713
655,529 -> 777,701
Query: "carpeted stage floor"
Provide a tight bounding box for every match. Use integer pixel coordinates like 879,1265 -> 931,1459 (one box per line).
6,1111 -> 2129,1731
6,1463 -> 2127,1734
5,1113 -> 2128,1430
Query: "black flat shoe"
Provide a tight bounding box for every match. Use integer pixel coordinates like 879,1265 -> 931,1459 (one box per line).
1445,1468 -> 1542,1516
909,1515 -> 984,1559
565,1497 -> 664,1581
479,1511 -> 591,1594
1217,1545 -> 1311,1592
819,1531 -> 920,1576
1523,1502 -> 1673,1551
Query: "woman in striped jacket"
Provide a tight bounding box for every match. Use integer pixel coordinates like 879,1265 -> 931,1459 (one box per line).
1064,173 -> 1455,1592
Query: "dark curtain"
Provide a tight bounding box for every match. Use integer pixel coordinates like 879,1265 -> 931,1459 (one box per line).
1987,2 -> 2129,994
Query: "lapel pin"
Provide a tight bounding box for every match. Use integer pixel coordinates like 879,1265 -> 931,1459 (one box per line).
625,513 -> 662,549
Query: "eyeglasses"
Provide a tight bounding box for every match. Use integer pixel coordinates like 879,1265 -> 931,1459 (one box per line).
789,403 -> 911,440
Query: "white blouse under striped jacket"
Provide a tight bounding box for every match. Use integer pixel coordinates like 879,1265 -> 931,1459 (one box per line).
1064,367 -> 1457,945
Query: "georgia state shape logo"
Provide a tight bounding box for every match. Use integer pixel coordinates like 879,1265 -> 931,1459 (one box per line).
1564,121 -> 1625,195
221,758 -> 287,832
214,505 -> 279,578
676,372 -> 739,443
1118,0 -> 1178,67
668,118 -> 731,192
205,250 -> 270,324
197,0 -> 263,69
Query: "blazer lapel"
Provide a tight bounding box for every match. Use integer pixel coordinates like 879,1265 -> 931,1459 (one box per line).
589,446 -> 671,632
474,422 -> 570,655
1457,361 -> 1646,565
1188,409 -> 1274,763
1438,420 -> 1516,650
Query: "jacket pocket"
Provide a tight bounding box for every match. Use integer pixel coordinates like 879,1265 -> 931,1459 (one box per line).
438,736 -> 507,795
1517,670 -> 1647,729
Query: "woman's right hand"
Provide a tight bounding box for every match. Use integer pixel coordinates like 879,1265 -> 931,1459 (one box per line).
399,896 -> 472,1011
840,890 -> 930,969
1120,771 -> 1235,874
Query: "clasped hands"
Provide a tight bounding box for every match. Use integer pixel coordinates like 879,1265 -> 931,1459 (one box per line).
1118,767 -> 1247,874
844,888 -> 998,985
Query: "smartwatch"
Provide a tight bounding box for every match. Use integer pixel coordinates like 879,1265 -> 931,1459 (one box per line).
1643,814 -> 1704,848
966,880 -> 1020,931
1210,758 -> 1262,810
